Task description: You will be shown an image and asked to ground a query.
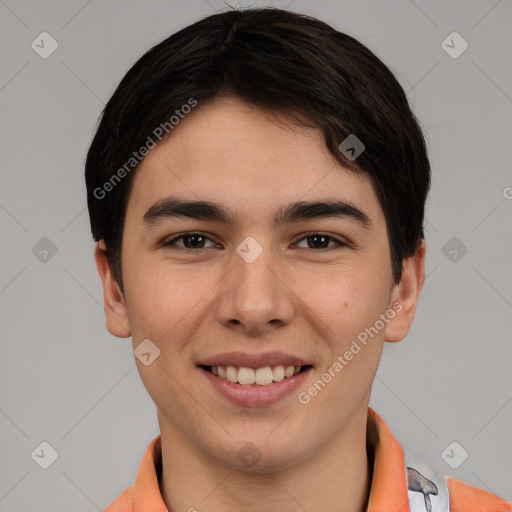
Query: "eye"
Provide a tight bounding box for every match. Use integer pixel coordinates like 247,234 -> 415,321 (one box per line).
293,233 -> 348,250
162,232 -> 217,250
161,232 -> 348,251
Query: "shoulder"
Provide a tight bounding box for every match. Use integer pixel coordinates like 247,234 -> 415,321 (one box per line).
103,486 -> 134,512
447,476 -> 512,512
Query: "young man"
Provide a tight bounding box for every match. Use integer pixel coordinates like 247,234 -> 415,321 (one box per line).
85,8 -> 511,512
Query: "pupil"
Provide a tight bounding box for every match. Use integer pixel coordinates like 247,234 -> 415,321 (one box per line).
309,235 -> 328,248
185,234 -> 204,248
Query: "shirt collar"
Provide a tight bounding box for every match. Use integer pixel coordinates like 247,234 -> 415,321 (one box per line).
367,407 -> 410,511
129,408 -> 409,511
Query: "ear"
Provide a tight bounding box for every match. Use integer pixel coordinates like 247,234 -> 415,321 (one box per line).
384,239 -> 426,343
94,241 -> 131,338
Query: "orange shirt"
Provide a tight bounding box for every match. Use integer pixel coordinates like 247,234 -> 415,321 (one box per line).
104,409 -> 511,512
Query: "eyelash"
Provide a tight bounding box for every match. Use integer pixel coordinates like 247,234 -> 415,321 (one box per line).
161,232 -> 349,251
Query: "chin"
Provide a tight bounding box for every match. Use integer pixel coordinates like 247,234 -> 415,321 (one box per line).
212,434 -> 307,474
227,449 -> 304,474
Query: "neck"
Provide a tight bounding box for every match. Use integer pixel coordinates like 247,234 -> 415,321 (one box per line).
158,409 -> 372,512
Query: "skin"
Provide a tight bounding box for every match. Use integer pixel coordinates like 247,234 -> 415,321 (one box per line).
95,96 -> 426,512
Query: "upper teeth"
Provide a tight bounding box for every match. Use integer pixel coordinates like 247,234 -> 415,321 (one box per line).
212,365 -> 301,385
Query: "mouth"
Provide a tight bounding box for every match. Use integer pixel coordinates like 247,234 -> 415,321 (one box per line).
200,364 -> 313,386
197,352 -> 314,407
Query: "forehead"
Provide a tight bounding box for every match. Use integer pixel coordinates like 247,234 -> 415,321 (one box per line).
126,96 -> 385,229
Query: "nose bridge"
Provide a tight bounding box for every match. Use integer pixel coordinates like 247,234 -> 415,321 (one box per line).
236,239 -> 278,295
214,235 -> 295,332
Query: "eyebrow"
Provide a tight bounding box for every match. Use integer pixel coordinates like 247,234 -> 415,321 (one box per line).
142,196 -> 372,230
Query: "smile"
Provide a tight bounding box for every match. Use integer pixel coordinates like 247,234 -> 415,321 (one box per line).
197,352 -> 314,407
202,364 -> 310,385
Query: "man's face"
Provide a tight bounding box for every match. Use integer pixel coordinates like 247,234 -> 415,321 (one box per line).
108,96 -> 411,470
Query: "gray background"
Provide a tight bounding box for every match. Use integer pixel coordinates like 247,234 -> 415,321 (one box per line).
1,0 -> 511,510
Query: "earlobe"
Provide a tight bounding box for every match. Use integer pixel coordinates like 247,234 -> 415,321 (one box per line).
94,241 -> 131,338
384,239 -> 426,343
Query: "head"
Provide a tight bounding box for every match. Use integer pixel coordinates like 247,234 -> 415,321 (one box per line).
87,8 -> 429,470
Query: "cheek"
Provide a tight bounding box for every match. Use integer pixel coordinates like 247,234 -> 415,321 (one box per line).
301,271 -> 389,403
299,261 -> 391,338
123,263 -> 210,342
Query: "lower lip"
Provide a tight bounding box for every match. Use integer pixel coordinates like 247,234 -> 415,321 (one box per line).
200,367 -> 313,408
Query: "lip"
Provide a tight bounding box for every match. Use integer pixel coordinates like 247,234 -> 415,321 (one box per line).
200,365 -> 313,408
198,351 -> 310,368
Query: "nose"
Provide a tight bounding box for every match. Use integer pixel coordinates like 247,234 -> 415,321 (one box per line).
213,240 -> 295,336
